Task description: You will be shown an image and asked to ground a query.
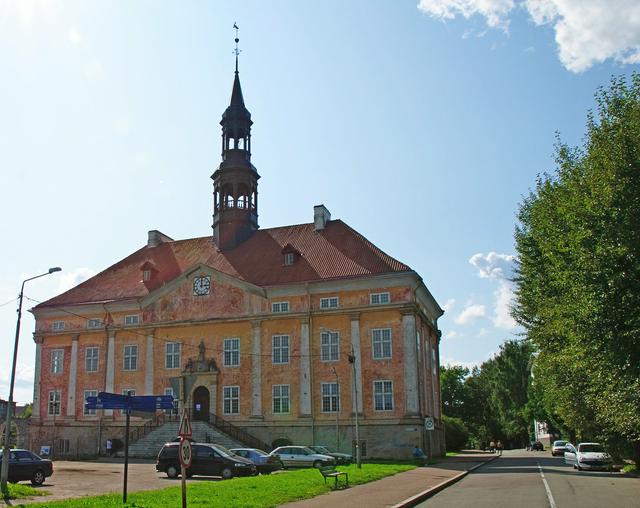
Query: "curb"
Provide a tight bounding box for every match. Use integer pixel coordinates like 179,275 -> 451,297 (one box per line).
390,455 -> 499,508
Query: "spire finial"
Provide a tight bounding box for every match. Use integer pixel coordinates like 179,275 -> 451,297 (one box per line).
233,22 -> 241,74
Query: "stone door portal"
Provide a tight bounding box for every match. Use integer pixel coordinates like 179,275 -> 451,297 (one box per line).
193,385 -> 210,421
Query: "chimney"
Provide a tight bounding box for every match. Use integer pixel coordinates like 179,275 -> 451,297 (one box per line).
314,205 -> 331,231
147,230 -> 174,248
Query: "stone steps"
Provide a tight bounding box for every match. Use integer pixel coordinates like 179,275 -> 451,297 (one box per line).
127,420 -> 245,458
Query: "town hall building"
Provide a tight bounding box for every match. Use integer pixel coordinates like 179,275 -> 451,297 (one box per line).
28,48 -> 445,460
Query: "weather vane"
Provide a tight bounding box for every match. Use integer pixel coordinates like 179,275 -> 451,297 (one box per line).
233,22 -> 241,72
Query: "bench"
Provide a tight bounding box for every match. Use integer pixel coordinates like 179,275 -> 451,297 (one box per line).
319,466 -> 349,489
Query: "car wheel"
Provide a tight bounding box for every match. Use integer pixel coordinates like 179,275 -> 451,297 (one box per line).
577,465 -> 582,471
313,460 -> 323,469
166,465 -> 179,479
221,467 -> 234,480
31,470 -> 45,486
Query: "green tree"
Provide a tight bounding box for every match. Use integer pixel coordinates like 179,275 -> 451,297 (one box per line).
440,365 -> 469,418
513,74 -> 640,463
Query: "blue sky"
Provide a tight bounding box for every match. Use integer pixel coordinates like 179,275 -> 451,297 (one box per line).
1,0 -> 639,403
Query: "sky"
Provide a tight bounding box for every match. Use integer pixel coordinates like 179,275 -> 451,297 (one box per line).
1,0 -> 639,404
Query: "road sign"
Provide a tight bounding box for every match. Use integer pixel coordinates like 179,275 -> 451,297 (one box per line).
85,393 -> 174,412
424,417 -> 435,431
178,408 -> 192,437
179,437 -> 192,468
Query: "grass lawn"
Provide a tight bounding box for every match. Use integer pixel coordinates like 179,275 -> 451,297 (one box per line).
2,482 -> 48,500
33,463 -> 414,508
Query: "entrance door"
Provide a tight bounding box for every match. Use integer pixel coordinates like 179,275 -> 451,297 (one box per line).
193,386 -> 210,421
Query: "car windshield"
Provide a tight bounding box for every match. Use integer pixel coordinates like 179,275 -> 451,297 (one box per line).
210,444 -> 233,457
553,441 -> 567,446
313,446 -> 330,454
579,444 -> 604,453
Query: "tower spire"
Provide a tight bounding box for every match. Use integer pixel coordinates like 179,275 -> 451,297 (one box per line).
233,22 -> 240,74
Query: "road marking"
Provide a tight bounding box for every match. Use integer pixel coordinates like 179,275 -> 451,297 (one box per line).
537,461 -> 557,508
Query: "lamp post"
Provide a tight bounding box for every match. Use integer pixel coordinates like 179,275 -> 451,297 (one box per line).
348,348 -> 361,468
1,267 -> 61,494
330,366 -> 339,451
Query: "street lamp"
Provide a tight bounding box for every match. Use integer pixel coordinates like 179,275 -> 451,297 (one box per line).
1,267 -> 61,494
330,366 -> 339,451
348,348 -> 361,469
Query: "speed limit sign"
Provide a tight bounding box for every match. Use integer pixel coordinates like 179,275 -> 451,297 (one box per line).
179,437 -> 192,468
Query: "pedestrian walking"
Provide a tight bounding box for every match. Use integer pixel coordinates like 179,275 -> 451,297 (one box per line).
106,438 -> 113,457
489,440 -> 496,453
496,440 -> 503,456
412,445 -> 427,466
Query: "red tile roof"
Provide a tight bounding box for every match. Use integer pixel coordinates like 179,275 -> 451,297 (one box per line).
37,220 -> 411,308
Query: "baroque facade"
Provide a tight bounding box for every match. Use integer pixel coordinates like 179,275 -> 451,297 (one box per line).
29,54 -> 445,460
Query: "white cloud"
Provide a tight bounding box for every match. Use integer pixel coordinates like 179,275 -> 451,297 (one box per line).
443,330 -> 462,340
58,267 -> 96,293
478,327 -> 489,336
68,29 -> 82,45
417,0 -> 640,72
469,251 -> 516,279
84,60 -> 104,81
441,298 -> 456,313
493,280 -> 518,329
454,303 -> 486,324
418,0 -> 515,30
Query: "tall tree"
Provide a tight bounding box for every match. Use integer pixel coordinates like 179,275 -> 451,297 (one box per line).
513,74 -> 640,463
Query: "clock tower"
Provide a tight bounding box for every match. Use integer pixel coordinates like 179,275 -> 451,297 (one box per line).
211,32 -> 259,250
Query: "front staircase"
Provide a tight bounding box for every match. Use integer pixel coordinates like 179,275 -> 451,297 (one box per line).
127,420 -> 246,458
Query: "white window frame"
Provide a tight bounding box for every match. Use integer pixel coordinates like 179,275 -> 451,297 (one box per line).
85,347 -> 99,372
84,389 -> 98,416
165,342 -> 181,369
272,335 -> 290,365
51,349 -> 64,374
48,390 -> 61,416
52,321 -> 65,331
122,388 -> 136,396
320,331 -> 340,362
223,338 -> 240,367
124,314 -> 140,326
164,387 -> 178,415
283,253 -> 294,266
87,318 -> 101,329
319,296 -> 339,310
272,384 -> 290,414
321,382 -> 340,413
370,292 -> 390,305
143,270 -> 151,281
372,328 -> 392,360
271,301 -> 289,313
123,344 -> 138,371
223,385 -> 240,415
373,380 -> 394,411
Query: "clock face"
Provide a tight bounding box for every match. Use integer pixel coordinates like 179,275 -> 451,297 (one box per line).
193,276 -> 211,296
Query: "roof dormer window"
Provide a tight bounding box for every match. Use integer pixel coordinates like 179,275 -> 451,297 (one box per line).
143,270 -> 151,281
282,244 -> 300,266
284,252 -> 295,266
140,261 -> 157,283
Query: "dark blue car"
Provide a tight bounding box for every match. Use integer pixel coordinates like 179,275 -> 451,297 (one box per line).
0,449 -> 53,485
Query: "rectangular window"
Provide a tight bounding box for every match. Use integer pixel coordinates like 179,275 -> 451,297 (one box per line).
123,345 -> 138,371
223,338 -> 240,367
143,270 -> 151,281
124,315 -> 140,326
370,292 -> 390,305
271,301 -> 289,313
272,384 -> 290,414
352,440 -> 367,458
122,388 -> 136,396
320,331 -> 340,362
319,296 -> 339,309
272,335 -> 290,364
84,390 -> 98,415
48,390 -> 61,416
373,380 -> 394,411
223,386 -> 240,415
51,350 -> 64,374
52,321 -> 65,331
165,342 -> 181,369
372,328 -> 392,359
431,347 -> 437,377
85,347 -> 99,372
87,319 -> 101,329
321,382 -> 339,413
164,387 -> 178,415
283,253 -> 294,266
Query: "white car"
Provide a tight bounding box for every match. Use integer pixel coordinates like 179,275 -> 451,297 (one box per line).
270,446 -> 335,468
564,442 -> 612,471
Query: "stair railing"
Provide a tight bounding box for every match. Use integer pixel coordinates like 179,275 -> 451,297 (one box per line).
126,410 -> 180,444
208,412 -> 272,451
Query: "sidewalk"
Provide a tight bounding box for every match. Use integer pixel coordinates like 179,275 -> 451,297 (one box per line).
281,451 -> 497,508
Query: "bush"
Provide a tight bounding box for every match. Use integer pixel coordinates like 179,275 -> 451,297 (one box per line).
443,415 -> 469,451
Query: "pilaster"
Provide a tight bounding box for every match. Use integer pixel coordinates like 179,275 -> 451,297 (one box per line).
105,331 -> 116,416
251,320 -> 262,417
402,310 -> 419,415
349,313 -> 363,413
145,331 -> 155,395
32,334 -> 44,419
66,335 -> 79,417
299,316 -> 311,416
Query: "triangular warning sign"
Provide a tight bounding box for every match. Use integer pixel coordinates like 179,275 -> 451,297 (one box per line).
178,408 -> 192,437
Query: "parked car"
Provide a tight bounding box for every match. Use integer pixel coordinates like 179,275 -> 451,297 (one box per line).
156,442 -> 256,479
269,446 -> 335,468
564,442 -> 612,471
551,440 -> 570,457
229,448 -> 283,474
0,449 -> 53,485
308,445 -> 353,465
528,441 -> 544,451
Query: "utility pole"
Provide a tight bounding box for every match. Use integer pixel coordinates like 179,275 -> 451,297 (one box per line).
348,348 -> 361,468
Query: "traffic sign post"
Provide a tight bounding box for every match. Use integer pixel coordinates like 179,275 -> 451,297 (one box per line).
178,409 -> 192,508
424,417 -> 435,461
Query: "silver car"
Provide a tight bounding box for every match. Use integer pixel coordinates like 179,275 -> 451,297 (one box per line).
564,442 -> 613,471
270,446 -> 335,468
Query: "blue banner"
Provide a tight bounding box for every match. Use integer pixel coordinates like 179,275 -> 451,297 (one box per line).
85,392 -> 174,411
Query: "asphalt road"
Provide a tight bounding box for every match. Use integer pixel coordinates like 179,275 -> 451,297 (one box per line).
418,449 -> 639,508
